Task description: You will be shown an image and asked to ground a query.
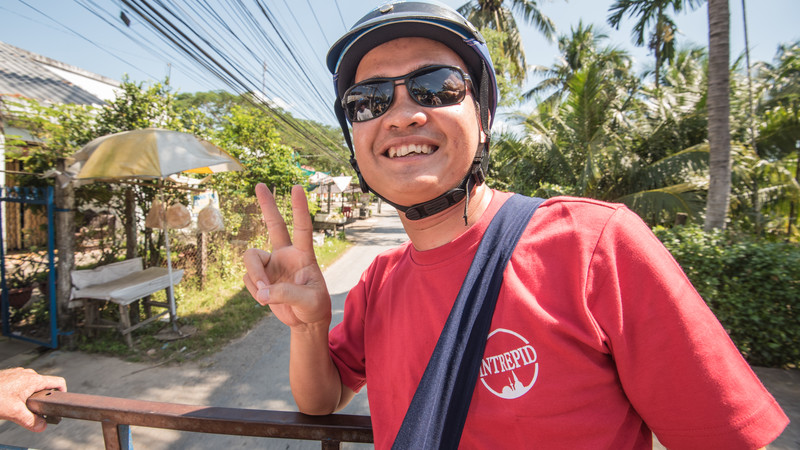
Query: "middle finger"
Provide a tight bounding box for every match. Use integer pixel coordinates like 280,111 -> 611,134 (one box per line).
255,183 -> 292,249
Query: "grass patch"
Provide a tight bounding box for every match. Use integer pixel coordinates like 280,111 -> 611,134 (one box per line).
75,235 -> 352,363
315,234 -> 352,270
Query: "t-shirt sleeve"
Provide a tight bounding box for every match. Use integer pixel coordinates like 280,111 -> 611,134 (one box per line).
329,271 -> 369,393
587,207 -> 788,449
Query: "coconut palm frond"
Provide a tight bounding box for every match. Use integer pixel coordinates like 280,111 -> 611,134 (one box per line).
615,183 -> 706,223
636,143 -> 710,188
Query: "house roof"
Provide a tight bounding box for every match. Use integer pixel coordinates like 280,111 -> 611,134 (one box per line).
0,41 -> 119,106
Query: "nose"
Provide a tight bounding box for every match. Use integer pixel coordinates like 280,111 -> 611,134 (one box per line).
382,81 -> 428,129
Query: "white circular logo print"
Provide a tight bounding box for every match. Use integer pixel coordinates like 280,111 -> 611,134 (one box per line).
479,328 -> 539,399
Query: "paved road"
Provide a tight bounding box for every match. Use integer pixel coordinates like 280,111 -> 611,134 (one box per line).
0,204 -> 797,449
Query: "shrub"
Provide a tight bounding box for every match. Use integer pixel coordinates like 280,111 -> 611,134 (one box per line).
653,225 -> 800,368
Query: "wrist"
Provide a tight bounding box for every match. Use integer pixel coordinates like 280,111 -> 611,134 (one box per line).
290,318 -> 331,337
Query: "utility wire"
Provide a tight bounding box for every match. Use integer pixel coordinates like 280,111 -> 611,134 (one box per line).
333,0 -> 349,31
15,0 -> 163,82
64,0 -> 349,165
303,0 -> 330,46
74,0 -> 224,90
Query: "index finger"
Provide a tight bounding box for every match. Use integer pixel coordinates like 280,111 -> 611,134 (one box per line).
255,183 -> 292,249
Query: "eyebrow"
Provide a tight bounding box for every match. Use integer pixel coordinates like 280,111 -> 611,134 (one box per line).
355,63 -> 442,83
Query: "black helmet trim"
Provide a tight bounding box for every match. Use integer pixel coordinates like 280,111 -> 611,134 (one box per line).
326,0 -> 484,71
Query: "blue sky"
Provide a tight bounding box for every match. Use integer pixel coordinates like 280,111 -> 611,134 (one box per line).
1,0 -> 798,125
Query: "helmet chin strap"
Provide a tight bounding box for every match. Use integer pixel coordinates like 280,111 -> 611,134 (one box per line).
334,65 -> 491,224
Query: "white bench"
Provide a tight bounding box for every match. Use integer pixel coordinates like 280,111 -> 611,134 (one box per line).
71,257 -> 184,347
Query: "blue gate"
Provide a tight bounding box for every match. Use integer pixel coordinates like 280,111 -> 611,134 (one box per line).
0,185 -> 59,348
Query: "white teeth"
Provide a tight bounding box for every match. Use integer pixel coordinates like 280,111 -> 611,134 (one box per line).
388,144 -> 434,158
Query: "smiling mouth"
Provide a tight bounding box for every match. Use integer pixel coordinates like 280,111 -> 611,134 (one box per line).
386,144 -> 437,158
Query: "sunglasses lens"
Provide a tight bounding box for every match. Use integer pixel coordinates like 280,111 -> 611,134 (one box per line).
344,66 -> 467,122
345,81 -> 393,122
409,67 -> 466,107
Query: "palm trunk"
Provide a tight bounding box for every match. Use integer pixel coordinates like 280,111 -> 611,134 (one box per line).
742,0 -> 761,234
654,11 -> 664,91
705,0 -> 732,231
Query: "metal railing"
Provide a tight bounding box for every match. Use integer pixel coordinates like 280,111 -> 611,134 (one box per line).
27,390 -> 373,449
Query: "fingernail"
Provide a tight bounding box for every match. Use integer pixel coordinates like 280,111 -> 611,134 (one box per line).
256,280 -> 267,290
257,286 -> 270,303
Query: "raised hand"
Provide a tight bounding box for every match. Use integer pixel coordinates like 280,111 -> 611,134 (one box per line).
243,184 -> 331,328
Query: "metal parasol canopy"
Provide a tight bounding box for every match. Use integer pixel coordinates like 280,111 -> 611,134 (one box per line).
66,128 -> 244,332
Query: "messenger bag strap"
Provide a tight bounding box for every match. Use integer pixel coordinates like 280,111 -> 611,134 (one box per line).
393,194 -> 545,449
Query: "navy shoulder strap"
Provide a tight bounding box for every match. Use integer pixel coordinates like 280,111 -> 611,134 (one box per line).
393,194 -> 545,449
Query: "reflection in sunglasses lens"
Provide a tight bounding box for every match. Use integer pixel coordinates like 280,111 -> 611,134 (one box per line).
344,66 -> 467,122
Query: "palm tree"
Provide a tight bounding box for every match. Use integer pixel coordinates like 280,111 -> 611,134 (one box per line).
525,21 -> 631,105
757,41 -> 800,160
493,53 -> 708,225
458,0 -> 556,83
607,0 -> 703,90
755,41 -> 800,236
705,0 -> 732,230
636,45 -> 708,163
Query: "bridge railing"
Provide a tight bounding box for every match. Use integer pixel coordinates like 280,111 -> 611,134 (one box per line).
26,390 -> 373,450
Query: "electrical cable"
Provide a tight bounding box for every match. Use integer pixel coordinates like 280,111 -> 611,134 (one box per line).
73,0 -> 350,166
14,0 -> 163,82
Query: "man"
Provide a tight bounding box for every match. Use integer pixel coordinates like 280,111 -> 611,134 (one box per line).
243,1 -> 788,448
355,102 -> 374,121
0,367 -> 66,432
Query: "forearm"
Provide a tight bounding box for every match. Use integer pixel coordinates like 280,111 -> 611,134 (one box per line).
289,321 -> 348,415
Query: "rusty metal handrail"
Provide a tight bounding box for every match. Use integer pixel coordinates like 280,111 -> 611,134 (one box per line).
27,390 -> 373,450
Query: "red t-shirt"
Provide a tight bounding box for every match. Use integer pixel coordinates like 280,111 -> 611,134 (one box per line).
329,190 -> 788,449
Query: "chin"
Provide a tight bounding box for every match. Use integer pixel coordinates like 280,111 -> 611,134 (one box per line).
385,181 -> 452,206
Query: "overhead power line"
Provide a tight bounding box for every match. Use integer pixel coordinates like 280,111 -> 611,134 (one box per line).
72,0 -> 350,166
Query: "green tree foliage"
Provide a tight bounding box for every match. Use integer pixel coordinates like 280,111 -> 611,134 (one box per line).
492,24 -> 709,226
210,104 -> 304,197
458,0 -> 557,84
654,225 -> 800,368
4,77 -> 179,185
756,41 -> 800,161
174,91 -> 350,175
746,41 -> 800,237
481,28 -> 524,106
94,77 -> 181,135
634,45 -> 708,163
3,79 -> 341,267
2,78 -> 185,263
3,100 -> 95,188
526,21 -> 631,106
607,0 -> 704,89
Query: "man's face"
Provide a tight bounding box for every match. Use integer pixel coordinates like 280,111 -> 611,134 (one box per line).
352,37 -> 483,208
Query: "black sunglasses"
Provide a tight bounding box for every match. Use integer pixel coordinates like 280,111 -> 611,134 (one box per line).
342,65 -> 471,123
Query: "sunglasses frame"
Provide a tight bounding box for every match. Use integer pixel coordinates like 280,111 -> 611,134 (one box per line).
342,64 -> 472,123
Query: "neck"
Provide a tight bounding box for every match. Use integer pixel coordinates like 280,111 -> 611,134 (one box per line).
400,184 -> 492,251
